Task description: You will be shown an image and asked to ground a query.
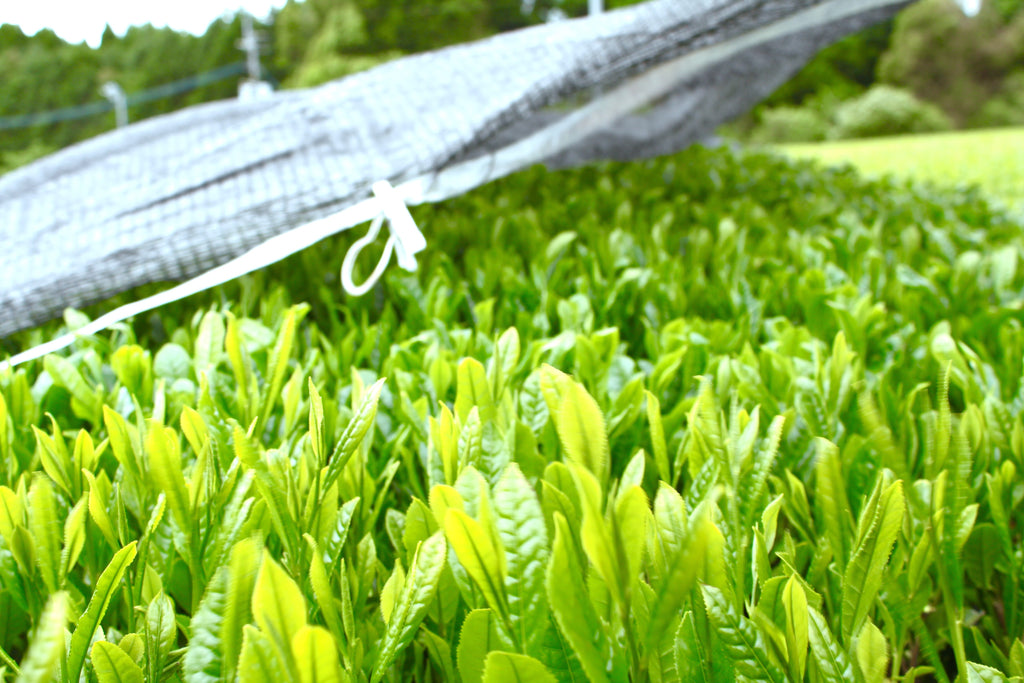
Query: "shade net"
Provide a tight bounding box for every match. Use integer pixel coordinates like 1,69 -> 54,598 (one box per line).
0,0 -> 910,339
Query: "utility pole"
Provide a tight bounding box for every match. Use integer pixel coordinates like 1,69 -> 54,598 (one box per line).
238,13 -> 262,82
101,82 -> 128,128
236,12 -> 273,101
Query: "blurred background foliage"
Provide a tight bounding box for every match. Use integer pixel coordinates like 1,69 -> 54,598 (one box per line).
1,0 -> 1023,175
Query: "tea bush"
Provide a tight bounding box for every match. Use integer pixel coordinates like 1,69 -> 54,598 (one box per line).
751,105 -> 829,144
1,145 -> 1023,682
833,85 -> 953,139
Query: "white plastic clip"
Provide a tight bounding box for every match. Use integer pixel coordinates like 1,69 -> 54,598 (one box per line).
340,180 -> 426,295
373,180 -> 425,271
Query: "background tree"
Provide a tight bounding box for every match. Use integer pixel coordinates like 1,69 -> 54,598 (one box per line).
878,0 -> 1024,126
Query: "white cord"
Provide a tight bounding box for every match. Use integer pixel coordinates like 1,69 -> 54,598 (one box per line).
340,214 -> 397,296
339,179 -> 428,295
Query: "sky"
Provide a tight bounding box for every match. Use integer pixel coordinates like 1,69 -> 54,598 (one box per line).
1,0 -> 985,49
2,0 -> 289,48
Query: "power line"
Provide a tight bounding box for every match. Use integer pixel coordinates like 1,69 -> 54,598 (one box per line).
0,62 -> 250,130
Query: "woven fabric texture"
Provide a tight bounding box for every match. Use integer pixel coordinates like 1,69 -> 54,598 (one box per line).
0,0 -> 909,337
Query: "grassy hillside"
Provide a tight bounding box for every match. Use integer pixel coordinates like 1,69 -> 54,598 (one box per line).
782,127 -> 1024,213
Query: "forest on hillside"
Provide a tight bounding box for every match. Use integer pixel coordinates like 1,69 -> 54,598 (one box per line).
1,0 -> 1023,174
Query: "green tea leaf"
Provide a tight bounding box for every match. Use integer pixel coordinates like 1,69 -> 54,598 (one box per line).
966,662 -> 1010,683
456,358 -> 495,423
445,508 -> 507,616
428,485 -> 464,528
102,405 -> 142,481
253,550 -> 307,658
573,462 -> 625,610
237,624 -> 291,683
807,608 -> 854,683
646,502 -> 713,650
193,310 -> 225,377
233,427 -> 299,557
492,464 -> 549,655
458,609 -> 498,683
308,380 -> 326,466
292,625 -> 342,683
91,641 -> 145,683
372,531 -> 447,682
1009,639 -> 1024,679
742,414 -> 786,527
0,391 -> 9,462
421,628 -> 458,683
257,304 -> 307,433
380,558 -> 405,624
145,593 -> 176,683
650,483 -> 687,579
224,538 -> 261,676
27,475 -> 60,593
855,620 -> 888,683
403,498 -> 436,563
702,584 -> 786,683
180,405 -> 209,459
154,343 -> 191,380
617,486 -> 648,572
32,420 -> 72,498
0,485 -> 23,542
14,591 -> 66,683
305,536 -> 344,649
782,575 -> 809,682
814,438 -> 853,572
322,378 -> 385,493
44,355 -> 101,422
556,382 -> 609,484
147,423 -> 191,532
546,513 -> 610,683
493,327 -> 521,399
841,480 -> 904,642
645,390 -> 670,481
67,542 -> 138,683
482,651 -> 558,683
182,565 -> 228,683
225,313 -> 254,425
674,611 -> 710,683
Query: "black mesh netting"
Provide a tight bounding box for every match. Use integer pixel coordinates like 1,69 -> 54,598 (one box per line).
0,0 -> 910,338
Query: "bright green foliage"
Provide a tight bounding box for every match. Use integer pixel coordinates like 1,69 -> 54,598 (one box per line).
482,651 -> 557,683
12,592 -> 67,683
1,145 -> 1024,682
91,641 -> 145,683
783,127 -> 1024,213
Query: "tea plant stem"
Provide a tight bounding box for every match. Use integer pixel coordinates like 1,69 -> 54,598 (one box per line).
124,569 -> 137,633
930,523 -> 967,682
1005,575 -> 1020,639
621,600 -> 647,683
892,630 -> 906,680
189,526 -> 202,614
943,600 -> 967,683
311,468 -> 323,534
0,644 -> 19,676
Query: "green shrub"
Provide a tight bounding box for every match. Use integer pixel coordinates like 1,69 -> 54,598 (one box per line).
971,70 -> 1024,127
750,105 -> 829,143
878,0 -> 1024,125
833,85 -> 953,138
0,140 -> 55,176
